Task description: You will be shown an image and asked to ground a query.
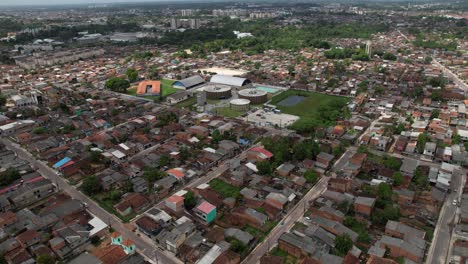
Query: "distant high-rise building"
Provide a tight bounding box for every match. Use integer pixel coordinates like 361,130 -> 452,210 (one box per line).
212,9 -> 247,17
189,19 -> 201,29
366,40 -> 372,58
180,9 -> 194,16
170,18 -> 180,30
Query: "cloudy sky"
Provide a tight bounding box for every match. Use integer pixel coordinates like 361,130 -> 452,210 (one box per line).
0,0 -> 185,6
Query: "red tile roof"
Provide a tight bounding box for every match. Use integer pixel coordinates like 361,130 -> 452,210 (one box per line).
250,147 -> 273,158
167,168 -> 184,178
197,201 -> 216,214
137,80 -> 161,95
110,232 -> 121,238
122,239 -> 134,247
166,195 -> 184,204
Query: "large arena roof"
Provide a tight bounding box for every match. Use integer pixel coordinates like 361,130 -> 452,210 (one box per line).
210,75 -> 250,87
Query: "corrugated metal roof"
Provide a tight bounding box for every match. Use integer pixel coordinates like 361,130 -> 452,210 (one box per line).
210,74 -> 249,87
173,75 -> 204,88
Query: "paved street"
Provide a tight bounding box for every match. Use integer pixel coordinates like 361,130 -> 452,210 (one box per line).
426,169 -> 466,264
0,138 -> 180,264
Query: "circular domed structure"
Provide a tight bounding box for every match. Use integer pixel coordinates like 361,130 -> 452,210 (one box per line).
230,98 -> 251,111
204,84 -> 232,100
238,88 -> 268,104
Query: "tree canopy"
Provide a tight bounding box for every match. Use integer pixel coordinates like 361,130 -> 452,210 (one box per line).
335,234 -> 353,256
82,175 -> 102,195
105,77 -> 130,93
126,68 -> 139,83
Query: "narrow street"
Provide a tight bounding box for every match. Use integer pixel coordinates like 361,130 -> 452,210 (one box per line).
426,169 -> 466,264
0,138 -> 180,264
241,146 -> 357,264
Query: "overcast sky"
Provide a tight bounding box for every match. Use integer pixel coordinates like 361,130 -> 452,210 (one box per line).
0,0 -> 182,6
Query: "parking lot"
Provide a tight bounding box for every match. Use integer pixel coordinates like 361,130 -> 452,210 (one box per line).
244,109 -> 299,128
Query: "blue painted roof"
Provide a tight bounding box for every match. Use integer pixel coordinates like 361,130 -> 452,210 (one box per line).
53,157 -> 71,169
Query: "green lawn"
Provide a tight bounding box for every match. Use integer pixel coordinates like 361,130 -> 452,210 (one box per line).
270,90 -> 350,132
175,96 -> 197,108
270,247 -> 297,264
212,106 -> 246,118
127,79 -> 178,99
209,178 -> 241,198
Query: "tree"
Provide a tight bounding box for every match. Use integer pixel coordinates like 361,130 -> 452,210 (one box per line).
126,68 -> 138,83
184,190 -> 197,210
33,126 -> 46,134
424,56 -> 433,64
179,146 -> 191,162
431,89 -> 443,101
417,133 -> 429,154
144,167 -> 166,183
0,168 -> 21,187
393,172 -> 403,186
159,154 -> 172,167
147,66 -> 160,80
430,109 -> 440,119
382,52 -> 397,61
36,254 -> 55,264
105,77 -> 130,93
211,129 -> 222,144
82,175 -> 102,195
372,204 -> 400,225
89,151 -> 103,163
412,167 -> 428,190
91,236 -> 101,246
257,161 -> 272,175
452,134 -> 462,145
382,156 -> 401,170
230,239 -> 247,254
378,183 -> 393,201
335,234 -> 353,256
304,170 -> 319,184
0,94 -> 6,107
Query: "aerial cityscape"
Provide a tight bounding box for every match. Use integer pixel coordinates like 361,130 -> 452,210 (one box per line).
0,0 -> 466,264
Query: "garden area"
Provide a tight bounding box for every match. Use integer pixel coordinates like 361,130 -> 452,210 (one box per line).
209,178 -> 241,198
270,90 -> 350,133
212,106 -> 247,118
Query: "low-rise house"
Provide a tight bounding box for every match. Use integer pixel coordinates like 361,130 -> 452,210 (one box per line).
276,163 -> 295,177
422,142 -> 437,161
354,196 -> 376,217
224,228 -> 254,245
265,192 -> 288,210
135,215 -> 162,237
394,189 -> 415,205
2,177 -> 56,210
311,206 -> 345,223
394,136 -> 408,153
188,125 -> 209,137
167,91 -> 190,105
194,201 -> 217,224
231,207 -> 269,228
375,235 -> 425,263
400,158 -> 419,178
370,136 -> 391,151
114,193 -> 150,216
110,232 -> 136,255
247,147 -> 273,162
385,221 -> 425,241
16,229 -> 40,248
309,216 -> 358,242
315,152 -> 334,170
165,195 -> 185,213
